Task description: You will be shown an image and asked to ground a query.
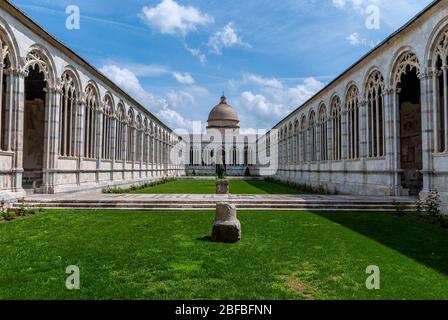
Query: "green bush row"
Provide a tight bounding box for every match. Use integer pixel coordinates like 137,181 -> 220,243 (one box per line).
102,177 -> 176,194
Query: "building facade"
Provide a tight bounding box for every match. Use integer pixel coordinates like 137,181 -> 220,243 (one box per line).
0,2 -> 184,200
269,0 -> 448,211
184,96 -> 257,176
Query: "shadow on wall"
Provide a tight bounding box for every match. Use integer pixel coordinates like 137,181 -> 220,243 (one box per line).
313,212 -> 448,276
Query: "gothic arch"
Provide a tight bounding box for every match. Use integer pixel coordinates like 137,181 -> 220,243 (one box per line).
343,81 -> 359,104
365,69 -> 385,158
425,15 -> 448,66
103,91 -> 115,113
429,19 -> 448,153
24,44 -> 56,86
389,49 -> 421,88
362,66 -> 383,97
59,68 -> 80,157
62,65 -> 81,92
0,17 -> 20,69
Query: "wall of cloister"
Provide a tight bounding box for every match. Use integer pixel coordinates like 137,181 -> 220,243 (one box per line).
264,0 -> 448,211
0,2 -> 185,200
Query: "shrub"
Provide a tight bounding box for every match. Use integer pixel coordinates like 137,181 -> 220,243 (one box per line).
393,199 -> 407,217
425,191 -> 441,217
102,177 -> 176,194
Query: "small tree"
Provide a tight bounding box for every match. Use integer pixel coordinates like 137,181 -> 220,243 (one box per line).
216,164 -> 226,180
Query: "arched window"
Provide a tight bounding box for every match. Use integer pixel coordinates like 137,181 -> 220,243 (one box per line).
308,111 -> 317,162
0,33 -> 13,152
143,119 -> 149,163
149,123 -> 154,164
319,104 -> 328,161
331,96 -> 342,160
115,103 -> 126,161
346,86 -> 359,159
84,84 -> 99,159
135,115 -> 143,162
294,120 -> 299,164
59,71 -> 78,157
433,28 -> 448,153
101,95 -> 114,160
127,109 -> 135,162
366,70 -> 385,158
300,116 -> 307,162
288,124 -> 293,165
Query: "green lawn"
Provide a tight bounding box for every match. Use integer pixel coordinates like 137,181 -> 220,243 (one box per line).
130,179 -> 306,194
1,210 -> 447,300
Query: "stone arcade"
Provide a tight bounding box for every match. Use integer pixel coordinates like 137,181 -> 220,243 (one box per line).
2,1 -> 448,212
260,0 -> 448,212
0,2 -> 184,200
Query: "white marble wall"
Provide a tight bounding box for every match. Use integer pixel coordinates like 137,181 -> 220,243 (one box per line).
270,1 -> 448,212
0,2 -> 186,199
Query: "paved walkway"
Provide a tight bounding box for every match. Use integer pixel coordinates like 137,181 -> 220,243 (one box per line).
24,190 -> 416,203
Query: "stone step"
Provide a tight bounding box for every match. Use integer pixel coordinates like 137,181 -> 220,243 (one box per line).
22,199 -> 416,205
17,201 -> 416,211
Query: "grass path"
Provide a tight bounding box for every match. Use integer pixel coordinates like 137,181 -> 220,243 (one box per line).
1,210 -> 447,300
130,179 -> 307,194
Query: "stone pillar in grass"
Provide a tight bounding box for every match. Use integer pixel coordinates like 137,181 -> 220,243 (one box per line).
212,202 -> 241,243
216,180 -> 229,194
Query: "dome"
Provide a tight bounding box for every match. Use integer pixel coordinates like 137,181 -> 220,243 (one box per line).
207,95 -> 240,131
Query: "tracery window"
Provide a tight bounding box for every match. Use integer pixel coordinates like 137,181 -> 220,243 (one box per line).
294,120 -> 299,164
0,35 -> 12,151
135,115 -> 143,162
319,105 -> 328,161
309,111 -> 317,162
101,95 -> 114,160
433,28 -> 448,153
115,104 -> 126,161
84,85 -> 99,159
127,110 -> 135,162
143,119 -> 149,163
300,116 -> 307,162
366,70 -> 385,158
59,71 -> 78,157
331,96 -> 342,161
346,86 -> 360,159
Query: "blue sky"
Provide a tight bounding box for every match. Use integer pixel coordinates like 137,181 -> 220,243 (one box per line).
12,0 -> 434,131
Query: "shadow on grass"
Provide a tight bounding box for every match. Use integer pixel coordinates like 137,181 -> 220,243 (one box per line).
243,179 -> 305,195
313,211 -> 448,275
197,236 -> 213,242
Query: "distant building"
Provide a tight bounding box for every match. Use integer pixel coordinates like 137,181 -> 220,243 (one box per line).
184,96 -> 257,176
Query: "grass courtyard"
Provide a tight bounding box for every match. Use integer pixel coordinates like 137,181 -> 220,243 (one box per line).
129,179 -> 307,194
1,210 -> 447,300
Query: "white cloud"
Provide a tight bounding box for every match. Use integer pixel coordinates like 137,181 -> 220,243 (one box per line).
237,75 -> 325,128
157,105 -> 192,129
207,23 -> 251,55
243,73 -> 283,89
100,64 -> 193,130
172,72 -> 195,85
100,65 -> 155,105
184,43 -> 207,65
141,0 -> 213,36
346,32 -> 367,46
240,91 -> 285,117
